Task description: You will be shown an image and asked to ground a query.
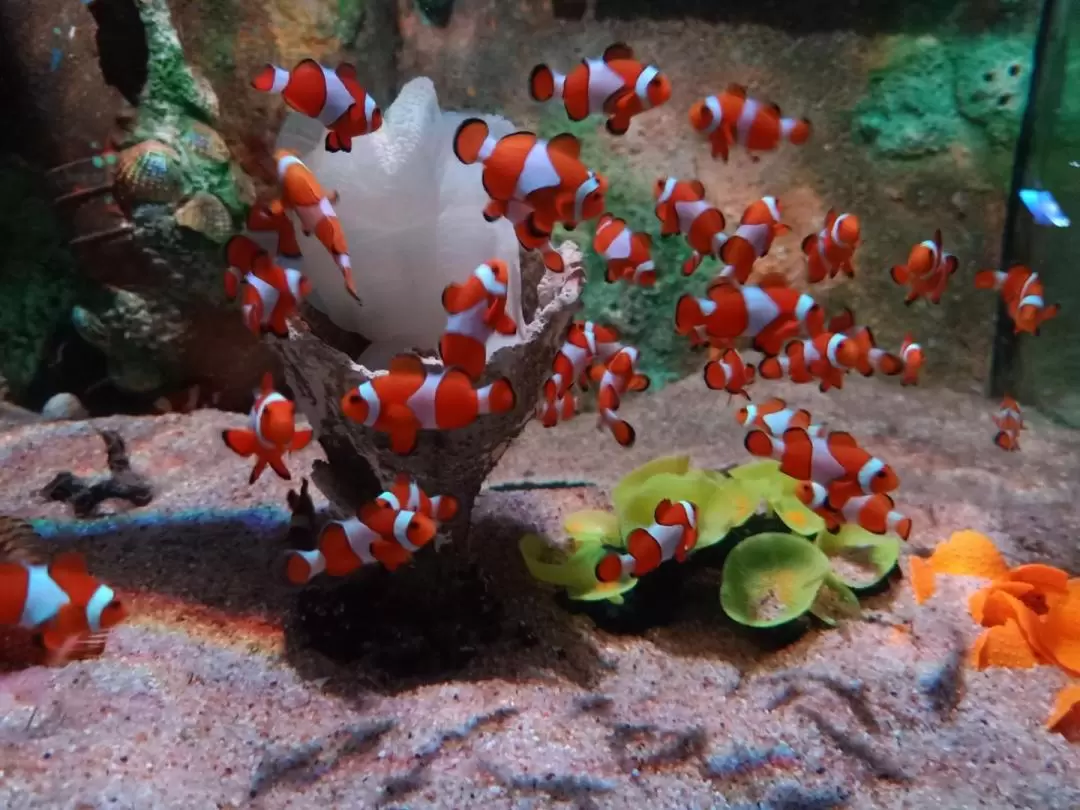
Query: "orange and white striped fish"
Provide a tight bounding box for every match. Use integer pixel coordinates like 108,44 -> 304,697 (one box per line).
974,264 -> 1060,335
533,382 -> 578,432
825,310 -> 904,379
992,394 -> 1024,451
594,499 -> 698,582
688,84 -> 811,162
890,230 -> 958,305
551,321 -> 623,397
802,210 -> 860,283
375,473 -> 459,523
504,199 -> 565,273
274,149 -> 359,300
452,120 -> 608,234
745,427 -> 899,509
703,348 -> 756,401
340,353 -> 516,455
593,214 -> 656,287
795,481 -> 912,540
252,60 -> 382,153
439,260 -> 518,381
245,201 -> 302,259
758,332 -> 861,392
898,334 -> 924,386
225,235 -> 311,337
716,196 -> 790,284
589,345 -> 650,447
653,177 -> 727,276
0,550 -> 127,661
674,274 -> 826,357
222,372 -> 313,484
285,507 -> 437,584
736,398 -> 825,438
528,42 -> 671,135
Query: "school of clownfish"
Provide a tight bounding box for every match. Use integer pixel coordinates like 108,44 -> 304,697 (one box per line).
0,44 -> 1064,665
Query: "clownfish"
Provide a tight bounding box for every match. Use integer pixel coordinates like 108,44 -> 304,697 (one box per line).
974,264 -> 1060,335
593,214 -> 656,287
703,348 -> 756,401
898,334 -> 924,386
286,508 -> 437,584
252,60 -> 381,153
528,42 -> 671,135
375,473 -> 459,524
341,353 -> 516,455
758,332 -> 862,392
550,321 -> 623,397
452,119 -> 608,234
225,235 -> 311,337
245,201 -> 302,259
274,149 -> 359,301
802,210 -> 860,283
992,395 -> 1024,451
736,397 -> 825,438
594,499 -> 698,582
590,346 -> 650,447
716,196 -> 790,284
653,177 -> 727,276
222,372 -> 314,484
674,274 -> 825,357
536,385 -> 579,428
825,310 -> 904,379
688,84 -> 811,162
439,260 -> 518,381
795,481 -> 912,540
744,427 -> 899,510
504,199 -> 565,273
0,549 -> 127,662
890,230 -> 958,306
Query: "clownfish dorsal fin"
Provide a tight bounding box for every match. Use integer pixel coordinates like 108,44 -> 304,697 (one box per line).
388,354 -> 428,377
547,133 -> 582,161
824,208 -> 838,229
763,101 -> 782,117
259,372 -> 275,396
602,42 -> 635,62
828,430 -> 859,447
50,551 -> 88,575
755,272 -> 789,289
725,83 -> 748,99
688,179 -> 706,198
932,228 -> 943,249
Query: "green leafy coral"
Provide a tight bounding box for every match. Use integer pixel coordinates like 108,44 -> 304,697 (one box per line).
519,455 -> 901,633
536,114 -> 708,388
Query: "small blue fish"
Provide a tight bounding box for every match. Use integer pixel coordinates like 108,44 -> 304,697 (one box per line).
1019,188 -> 1070,227
49,47 -> 63,72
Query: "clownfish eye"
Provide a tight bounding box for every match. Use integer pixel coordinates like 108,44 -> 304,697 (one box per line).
409,520 -> 419,532
348,393 -> 363,405
874,470 -> 888,480
107,600 -> 122,610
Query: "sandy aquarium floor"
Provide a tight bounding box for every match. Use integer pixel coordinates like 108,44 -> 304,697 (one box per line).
0,375 -> 1079,809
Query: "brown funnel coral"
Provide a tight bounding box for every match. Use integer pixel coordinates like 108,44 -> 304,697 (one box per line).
266,78 -> 583,543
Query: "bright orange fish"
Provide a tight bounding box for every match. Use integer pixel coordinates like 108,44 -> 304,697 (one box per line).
589,345 -> 650,447
594,500 -> 698,582
717,196 -> 790,284
974,264 -> 1060,335
992,395 -> 1024,451
529,42 -> 671,135
688,84 -> 811,161
439,260 -> 518,381
703,348 -> 756,401
222,372 -> 314,484
802,209 -> 860,283
890,230 -> 958,305
224,235 -> 310,337
653,177 -> 727,276
594,214 -> 656,287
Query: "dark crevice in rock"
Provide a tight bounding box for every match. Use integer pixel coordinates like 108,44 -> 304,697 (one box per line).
87,0 -> 150,106
552,0 -> 588,20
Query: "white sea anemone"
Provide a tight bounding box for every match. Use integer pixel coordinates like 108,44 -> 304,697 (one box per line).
275,77 -> 522,370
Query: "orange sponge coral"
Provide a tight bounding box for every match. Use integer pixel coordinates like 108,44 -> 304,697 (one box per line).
914,529 -> 1080,742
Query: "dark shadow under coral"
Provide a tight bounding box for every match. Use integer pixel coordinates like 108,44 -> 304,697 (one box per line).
87,0 -> 150,106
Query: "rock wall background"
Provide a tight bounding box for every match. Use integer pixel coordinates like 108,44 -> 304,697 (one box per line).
0,0 -> 1063,413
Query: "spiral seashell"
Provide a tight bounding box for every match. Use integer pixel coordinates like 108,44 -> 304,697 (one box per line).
114,140 -> 185,204
181,121 -> 231,163
174,192 -> 233,243
230,162 -> 257,205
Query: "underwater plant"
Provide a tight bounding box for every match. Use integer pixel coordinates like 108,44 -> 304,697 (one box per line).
519,454 -> 898,631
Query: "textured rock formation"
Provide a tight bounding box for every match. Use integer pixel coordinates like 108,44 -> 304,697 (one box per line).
272,243 -> 583,544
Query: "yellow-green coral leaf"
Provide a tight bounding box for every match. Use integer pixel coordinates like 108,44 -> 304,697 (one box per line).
612,454 -> 691,527
563,509 -> 621,547
810,571 -> 863,625
720,532 -> 832,628
816,524 -> 901,590
725,460 -> 783,481
773,494 -> 826,537
519,532 -> 607,592
567,578 -> 640,603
